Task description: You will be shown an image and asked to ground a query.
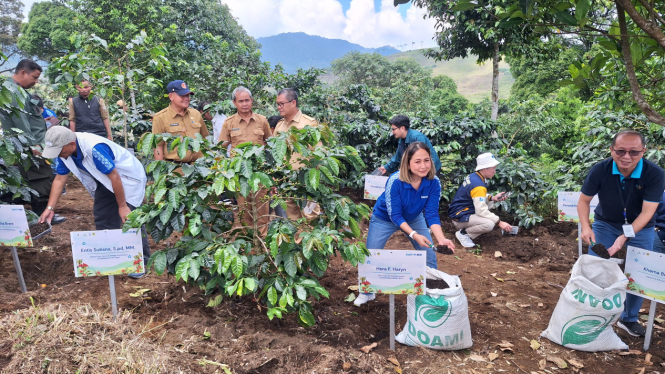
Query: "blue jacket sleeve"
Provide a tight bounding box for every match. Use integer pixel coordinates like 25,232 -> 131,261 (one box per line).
385,175 -> 405,227
384,140 -> 403,174
423,177 -> 442,226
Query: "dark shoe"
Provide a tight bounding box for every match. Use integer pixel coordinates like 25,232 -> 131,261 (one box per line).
128,272 -> 146,279
51,214 -> 66,225
617,320 -> 646,337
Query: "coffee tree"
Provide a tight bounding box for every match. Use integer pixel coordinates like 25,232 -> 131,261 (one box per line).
126,125 -> 370,326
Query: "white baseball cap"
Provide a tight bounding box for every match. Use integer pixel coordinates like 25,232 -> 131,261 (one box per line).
42,126 -> 76,158
475,152 -> 500,171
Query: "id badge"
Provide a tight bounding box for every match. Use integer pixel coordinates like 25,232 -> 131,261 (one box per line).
622,224 -> 636,238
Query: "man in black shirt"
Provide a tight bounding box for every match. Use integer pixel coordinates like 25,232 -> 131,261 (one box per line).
578,129 -> 665,337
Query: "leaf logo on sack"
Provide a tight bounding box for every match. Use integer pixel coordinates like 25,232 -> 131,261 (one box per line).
415,295 -> 452,328
561,314 -> 615,346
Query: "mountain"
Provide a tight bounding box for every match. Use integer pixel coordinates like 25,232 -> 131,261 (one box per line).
385,50 -> 514,103
257,32 -> 399,73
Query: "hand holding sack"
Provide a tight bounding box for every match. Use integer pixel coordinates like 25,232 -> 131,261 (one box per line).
541,255 -> 629,352
396,267 -> 473,350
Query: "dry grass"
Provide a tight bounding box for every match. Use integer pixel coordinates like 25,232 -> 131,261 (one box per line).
0,300 -> 175,373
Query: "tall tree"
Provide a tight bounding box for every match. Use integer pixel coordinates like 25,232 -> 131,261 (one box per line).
398,0 -> 539,120
0,0 -> 23,73
17,1 -> 76,62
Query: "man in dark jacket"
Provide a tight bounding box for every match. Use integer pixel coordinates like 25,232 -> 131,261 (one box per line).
378,115 -> 441,175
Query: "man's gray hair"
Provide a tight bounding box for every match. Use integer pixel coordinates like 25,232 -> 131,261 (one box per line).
232,86 -> 252,101
277,88 -> 298,106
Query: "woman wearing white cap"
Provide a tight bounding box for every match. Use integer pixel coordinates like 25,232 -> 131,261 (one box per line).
447,152 -> 512,247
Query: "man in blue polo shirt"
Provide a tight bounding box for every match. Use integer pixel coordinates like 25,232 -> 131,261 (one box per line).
578,129 -> 665,337
378,115 -> 441,175
38,126 -> 151,279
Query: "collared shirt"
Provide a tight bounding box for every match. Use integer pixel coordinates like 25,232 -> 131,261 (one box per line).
384,129 -> 441,174
219,112 -> 271,149
372,172 -> 442,228
68,96 -> 109,121
151,105 -> 209,162
55,139 -> 115,175
448,171 -> 498,223
581,158 -> 665,228
274,110 -> 318,169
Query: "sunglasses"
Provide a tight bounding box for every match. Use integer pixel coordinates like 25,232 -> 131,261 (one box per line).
613,149 -> 644,157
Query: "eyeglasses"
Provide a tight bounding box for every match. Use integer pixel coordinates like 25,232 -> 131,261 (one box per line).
613,148 -> 645,157
276,100 -> 293,108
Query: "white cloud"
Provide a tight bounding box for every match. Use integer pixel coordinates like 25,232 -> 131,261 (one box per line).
222,0 -> 438,49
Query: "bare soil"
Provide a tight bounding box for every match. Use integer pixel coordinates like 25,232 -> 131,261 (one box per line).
1,180 -> 664,373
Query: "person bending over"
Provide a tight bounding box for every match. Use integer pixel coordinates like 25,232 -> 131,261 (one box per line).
355,141 -> 456,307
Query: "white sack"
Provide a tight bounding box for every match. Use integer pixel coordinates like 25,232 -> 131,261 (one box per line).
541,254 -> 629,351
396,267 -> 472,350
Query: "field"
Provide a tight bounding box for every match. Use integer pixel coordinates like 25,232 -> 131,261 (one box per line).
1,180 -> 663,373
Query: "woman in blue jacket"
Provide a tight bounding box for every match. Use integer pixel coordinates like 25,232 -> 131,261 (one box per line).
355,141 -> 456,306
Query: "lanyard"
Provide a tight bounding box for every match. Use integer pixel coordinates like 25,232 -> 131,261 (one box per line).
616,175 -> 634,224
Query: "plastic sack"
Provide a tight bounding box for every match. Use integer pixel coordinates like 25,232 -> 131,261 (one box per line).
541,254 -> 629,352
396,267 -> 473,350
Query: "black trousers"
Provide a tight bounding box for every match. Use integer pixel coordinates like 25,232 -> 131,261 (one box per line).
93,181 -> 151,262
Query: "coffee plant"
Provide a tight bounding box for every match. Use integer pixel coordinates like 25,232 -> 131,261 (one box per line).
126,125 -> 371,326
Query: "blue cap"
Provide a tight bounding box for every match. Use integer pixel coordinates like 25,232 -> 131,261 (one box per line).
166,80 -> 193,95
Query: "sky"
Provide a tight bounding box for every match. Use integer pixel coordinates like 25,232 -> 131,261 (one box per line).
21,0 -> 439,50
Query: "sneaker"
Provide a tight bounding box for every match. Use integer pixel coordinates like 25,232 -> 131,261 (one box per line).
616,320 -> 646,337
51,214 -> 67,225
455,230 -> 475,248
354,293 -> 375,307
128,272 -> 146,279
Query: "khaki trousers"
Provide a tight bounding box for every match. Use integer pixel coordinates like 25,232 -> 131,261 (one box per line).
452,214 -> 496,239
237,188 -> 270,236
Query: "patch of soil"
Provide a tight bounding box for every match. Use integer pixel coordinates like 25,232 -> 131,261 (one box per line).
427,279 -> 449,290
0,183 -> 663,374
591,243 -> 611,259
436,244 -> 454,255
29,222 -> 51,239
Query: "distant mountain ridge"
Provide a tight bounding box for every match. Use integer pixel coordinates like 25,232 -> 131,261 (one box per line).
257,32 -> 399,73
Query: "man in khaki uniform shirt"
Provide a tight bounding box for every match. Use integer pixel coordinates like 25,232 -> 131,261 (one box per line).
274,88 -> 321,219
152,80 -> 209,163
220,86 -> 272,235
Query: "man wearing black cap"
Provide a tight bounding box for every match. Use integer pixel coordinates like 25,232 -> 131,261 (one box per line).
152,80 -> 209,163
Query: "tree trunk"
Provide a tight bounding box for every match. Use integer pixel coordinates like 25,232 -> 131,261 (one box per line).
491,42 -> 500,121
617,0 -> 665,126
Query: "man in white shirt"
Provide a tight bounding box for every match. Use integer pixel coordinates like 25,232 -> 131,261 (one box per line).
198,101 -> 227,145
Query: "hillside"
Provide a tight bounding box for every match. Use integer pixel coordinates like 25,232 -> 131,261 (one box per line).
386,50 -> 514,103
258,32 -> 399,74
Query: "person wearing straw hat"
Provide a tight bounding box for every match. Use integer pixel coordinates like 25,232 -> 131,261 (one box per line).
448,152 -> 512,248
38,126 -> 151,279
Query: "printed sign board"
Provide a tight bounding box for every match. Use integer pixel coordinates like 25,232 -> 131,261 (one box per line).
557,191 -> 599,222
358,249 -> 426,295
0,205 -> 32,247
364,175 -> 389,200
625,246 -> 665,303
71,229 -> 144,277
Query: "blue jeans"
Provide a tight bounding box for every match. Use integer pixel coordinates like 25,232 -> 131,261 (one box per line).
590,220 -> 654,322
362,214 -> 438,296
653,229 -> 665,253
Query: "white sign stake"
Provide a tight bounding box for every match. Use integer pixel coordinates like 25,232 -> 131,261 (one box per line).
108,275 -> 118,321
389,294 -> 395,351
10,246 -> 27,293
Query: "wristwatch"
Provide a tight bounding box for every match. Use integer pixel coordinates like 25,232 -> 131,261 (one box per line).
409,231 -> 417,239
47,206 -> 54,211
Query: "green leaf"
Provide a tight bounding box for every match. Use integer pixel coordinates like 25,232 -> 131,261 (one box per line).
295,285 -> 307,301
244,278 -> 256,292
297,308 -> 316,327
348,218 -> 361,238
177,137 -> 189,160
240,159 -> 252,179
284,254 -> 297,277
555,10 -> 577,26
207,295 -> 223,307
308,169 -> 320,190
272,139 -> 287,165
140,133 -> 154,156
175,257 -> 190,282
279,290 -> 288,308
451,1 -> 479,11
344,293 -> 356,302
575,0 -> 589,22
153,251 -> 167,276
154,187 -> 167,204
252,172 -> 273,188
231,256 -> 243,278
189,257 -> 200,281
160,203 -> 174,225
268,286 -> 278,305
